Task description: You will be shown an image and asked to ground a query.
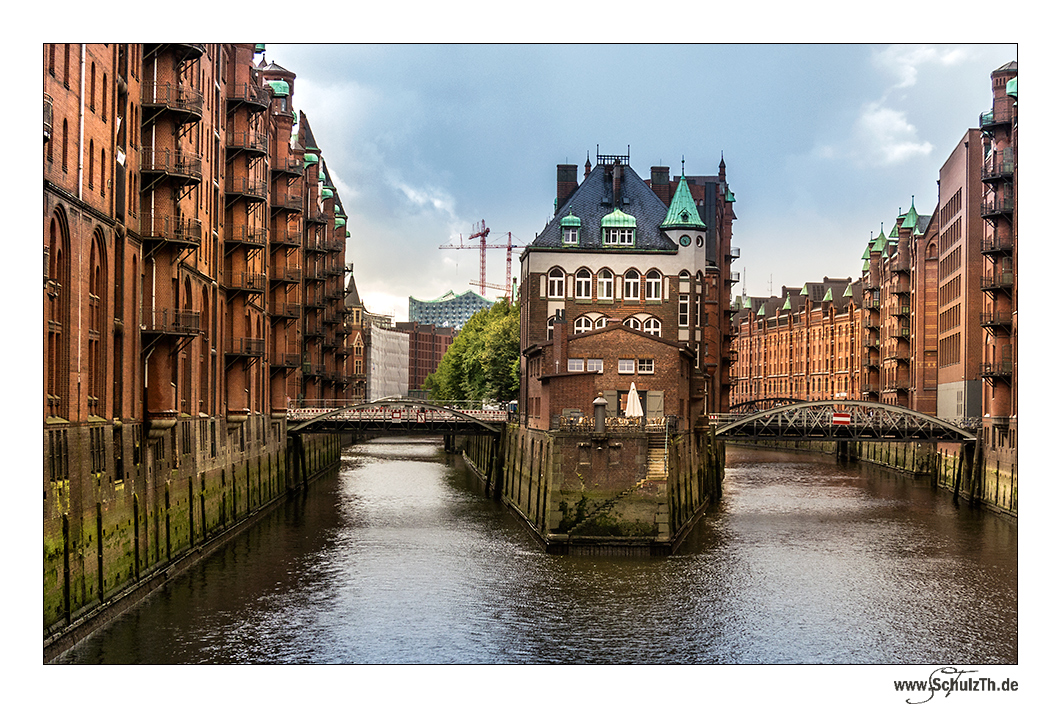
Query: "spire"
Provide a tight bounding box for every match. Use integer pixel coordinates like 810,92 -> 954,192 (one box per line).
901,196 -> 919,229
660,175 -> 706,229
719,151 -> 727,180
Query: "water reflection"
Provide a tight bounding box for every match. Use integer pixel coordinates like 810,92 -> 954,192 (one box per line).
56,439 -> 1016,664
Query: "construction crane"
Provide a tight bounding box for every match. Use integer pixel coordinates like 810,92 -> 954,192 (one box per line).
439,221 -> 516,300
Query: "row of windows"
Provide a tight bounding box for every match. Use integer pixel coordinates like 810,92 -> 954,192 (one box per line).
547,314 -> 663,338
562,227 -> 636,246
567,357 -> 654,374
548,267 -> 672,301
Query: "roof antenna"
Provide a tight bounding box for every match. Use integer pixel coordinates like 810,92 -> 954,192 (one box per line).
681,155 -> 685,176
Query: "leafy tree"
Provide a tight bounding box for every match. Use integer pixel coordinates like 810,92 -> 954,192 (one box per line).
426,299 -> 519,403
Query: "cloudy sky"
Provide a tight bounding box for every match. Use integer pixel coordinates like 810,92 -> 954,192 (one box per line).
264,43 -> 1017,320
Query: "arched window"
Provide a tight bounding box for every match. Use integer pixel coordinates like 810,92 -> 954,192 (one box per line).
645,270 -> 662,300
62,119 -> 69,172
547,268 -> 564,298
624,269 -> 640,300
623,317 -> 641,331
88,139 -> 94,188
643,317 -> 662,337
100,148 -> 106,195
594,316 -> 609,329
573,316 -> 593,334
574,268 -> 592,299
47,212 -> 70,419
546,315 -> 555,340
597,269 -> 613,300
90,62 -> 96,111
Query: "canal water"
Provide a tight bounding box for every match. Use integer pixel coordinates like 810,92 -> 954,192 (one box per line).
56,438 -> 1017,665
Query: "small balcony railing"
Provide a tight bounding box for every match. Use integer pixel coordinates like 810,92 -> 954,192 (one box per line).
142,308 -> 201,336
982,148 -> 1015,182
226,272 -> 267,294
225,338 -> 265,358
306,208 -> 329,224
304,268 -> 325,281
862,357 -> 880,369
140,148 -> 203,184
981,194 -> 1015,217
301,362 -> 326,377
981,233 -> 1014,256
270,352 -> 301,369
888,305 -> 911,318
326,241 -> 345,253
979,107 -> 1014,129
140,214 -> 203,248
226,130 -> 269,156
271,227 -> 302,247
336,345 -> 353,359
270,266 -> 302,284
226,177 -> 269,202
268,302 -> 301,319
980,360 -> 1013,379
981,272 -> 1014,292
227,82 -> 270,111
305,240 -> 328,254
272,192 -> 304,212
141,82 -> 204,122
224,225 -> 267,249
271,156 -> 305,176
980,310 -> 1014,331
304,324 -> 324,339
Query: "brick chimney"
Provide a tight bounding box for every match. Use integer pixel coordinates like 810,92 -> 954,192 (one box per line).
553,308 -> 568,374
556,164 -> 578,213
612,159 -> 623,209
650,166 -> 670,204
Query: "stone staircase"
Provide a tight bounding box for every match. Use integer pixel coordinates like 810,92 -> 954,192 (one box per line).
646,432 -> 668,481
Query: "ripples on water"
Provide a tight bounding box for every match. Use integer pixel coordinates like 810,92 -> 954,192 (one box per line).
57,439 -> 1016,665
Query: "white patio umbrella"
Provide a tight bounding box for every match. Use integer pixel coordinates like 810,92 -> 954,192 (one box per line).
624,381 -> 643,417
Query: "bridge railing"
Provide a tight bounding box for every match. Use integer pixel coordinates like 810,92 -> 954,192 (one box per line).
553,415 -> 677,433
287,399 -> 508,424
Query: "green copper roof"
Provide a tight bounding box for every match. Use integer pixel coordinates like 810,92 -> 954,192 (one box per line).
861,243 -> 872,260
871,228 -> 888,253
266,80 -> 290,97
304,153 -> 319,166
862,259 -> 870,273
744,295 -> 753,309
725,188 -> 736,203
1006,77 -> 1017,98
335,217 -> 346,228
560,210 -> 581,227
757,303 -> 765,316
321,187 -> 334,199
254,44 -> 266,53
842,283 -> 853,298
800,284 -> 809,296
660,176 -> 706,229
782,295 -> 792,311
601,208 -> 637,228
822,287 -> 833,303
901,198 -> 919,229
888,222 -> 899,241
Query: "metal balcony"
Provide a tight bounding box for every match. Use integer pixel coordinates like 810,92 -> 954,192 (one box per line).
304,324 -> 325,339
141,82 -> 204,124
226,130 -> 269,157
224,225 -> 267,250
141,308 -> 201,336
271,227 -> 302,248
980,360 -> 1013,379
979,107 -> 1014,130
140,214 -> 203,248
304,268 -> 326,282
226,272 -> 267,294
981,272 -> 1014,293
140,148 -> 203,185
301,362 -> 326,378
272,192 -> 304,213
270,266 -> 302,284
270,352 -> 301,369
306,208 -> 329,224
271,156 -> 305,177
225,338 -> 265,358
982,148 -> 1015,182
981,194 -> 1014,218
227,82 -> 270,112
981,233 -> 1014,257
305,240 -> 328,254
225,177 -> 269,203
862,358 -> 880,369
980,310 -> 1014,332
268,302 -> 301,319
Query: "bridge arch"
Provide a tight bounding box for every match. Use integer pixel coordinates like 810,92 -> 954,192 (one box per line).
716,400 -> 976,442
729,397 -> 806,415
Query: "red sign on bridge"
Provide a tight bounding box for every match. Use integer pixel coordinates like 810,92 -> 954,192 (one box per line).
832,412 -> 852,425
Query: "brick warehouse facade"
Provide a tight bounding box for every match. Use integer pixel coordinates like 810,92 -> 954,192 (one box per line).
727,63 -> 1017,514
519,149 -> 737,430
43,43 -> 363,641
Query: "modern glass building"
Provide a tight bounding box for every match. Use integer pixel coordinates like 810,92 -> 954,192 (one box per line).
408,289 -> 493,331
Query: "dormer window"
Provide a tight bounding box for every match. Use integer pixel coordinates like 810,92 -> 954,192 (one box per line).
560,210 -> 581,246
601,208 -> 636,246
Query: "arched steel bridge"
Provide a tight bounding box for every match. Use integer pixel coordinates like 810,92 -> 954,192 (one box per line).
729,397 -> 807,414
712,401 -> 977,442
287,398 -> 506,436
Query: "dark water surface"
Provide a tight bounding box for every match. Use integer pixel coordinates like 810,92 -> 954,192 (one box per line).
56,438 -> 1017,664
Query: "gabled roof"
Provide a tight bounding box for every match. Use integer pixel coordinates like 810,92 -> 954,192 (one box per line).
344,274 -> 361,307
529,163 -> 676,251
660,175 -> 706,229
299,111 -> 320,152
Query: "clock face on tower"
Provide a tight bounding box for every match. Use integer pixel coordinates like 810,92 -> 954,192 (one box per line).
679,235 -> 691,247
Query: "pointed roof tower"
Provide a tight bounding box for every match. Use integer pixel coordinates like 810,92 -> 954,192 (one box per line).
660,175 -> 706,229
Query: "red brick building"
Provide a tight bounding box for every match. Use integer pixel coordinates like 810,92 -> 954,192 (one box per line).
519,149 -> 737,430
44,44 -> 361,631
395,321 -> 454,395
